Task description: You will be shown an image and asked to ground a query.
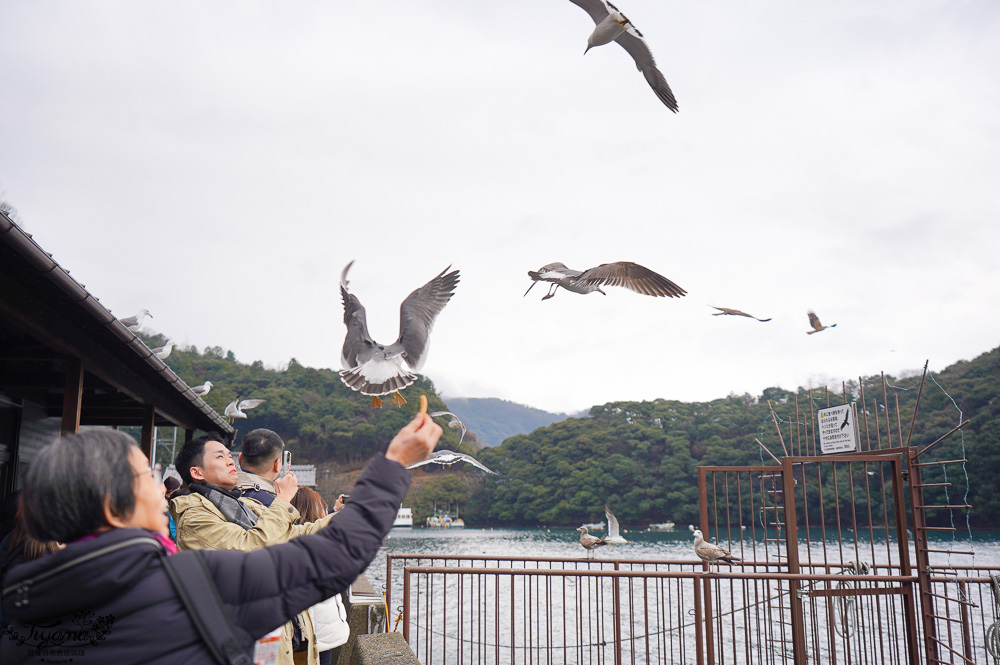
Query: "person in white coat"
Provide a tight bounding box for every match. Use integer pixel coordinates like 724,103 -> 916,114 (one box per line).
292,487 -> 351,665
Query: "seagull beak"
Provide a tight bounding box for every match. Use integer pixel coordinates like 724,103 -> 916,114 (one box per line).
584,45 -> 591,55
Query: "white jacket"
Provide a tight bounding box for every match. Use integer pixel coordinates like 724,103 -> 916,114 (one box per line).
309,593 -> 350,650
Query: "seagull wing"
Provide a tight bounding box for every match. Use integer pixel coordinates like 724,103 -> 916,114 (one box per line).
238,399 -> 266,410
613,30 -> 679,112
224,399 -> 239,418
394,267 -> 460,371
605,505 -> 621,539
340,262 -> 377,369
566,0 -> 612,25
807,310 -> 823,331
429,411 -> 468,446
576,262 -> 686,297
460,454 -> 498,475
120,314 -> 139,328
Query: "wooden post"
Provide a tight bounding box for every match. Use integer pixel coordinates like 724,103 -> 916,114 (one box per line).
184,428 -> 195,443
140,404 -> 155,460
61,357 -> 84,436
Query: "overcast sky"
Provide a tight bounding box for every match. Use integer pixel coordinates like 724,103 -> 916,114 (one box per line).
2,1 -> 998,414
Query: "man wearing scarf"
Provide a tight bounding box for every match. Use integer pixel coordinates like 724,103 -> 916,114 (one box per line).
170,436 -> 332,665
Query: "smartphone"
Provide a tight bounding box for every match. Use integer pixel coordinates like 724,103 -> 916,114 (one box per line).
281,450 -> 292,477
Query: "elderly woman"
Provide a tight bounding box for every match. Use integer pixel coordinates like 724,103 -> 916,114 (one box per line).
1,414 -> 440,664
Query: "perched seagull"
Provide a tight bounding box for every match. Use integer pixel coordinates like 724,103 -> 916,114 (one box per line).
692,529 -> 741,564
340,261 -> 460,407
120,309 -> 152,331
567,0 -> 678,112
576,526 -> 609,558
429,411 -> 468,447
603,505 -> 628,544
525,262 -> 685,300
191,381 -> 214,397
151,340 -> 177,360
807,310 -> 837,334
224,398 -> 266,422
406,450 -> 497,475
710,306 -> 771,322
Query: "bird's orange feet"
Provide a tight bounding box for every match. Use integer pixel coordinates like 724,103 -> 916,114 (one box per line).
391,391 -> 407,407
371,395 -> 383,408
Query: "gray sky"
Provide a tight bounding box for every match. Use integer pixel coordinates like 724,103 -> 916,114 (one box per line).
2,1 -> 998,414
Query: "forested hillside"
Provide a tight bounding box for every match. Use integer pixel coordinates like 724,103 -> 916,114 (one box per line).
152,333 -> 999,528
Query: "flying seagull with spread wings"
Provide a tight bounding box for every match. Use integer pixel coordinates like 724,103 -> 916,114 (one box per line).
603,505 -> 628,544
224,398 -> 266,423
340,261 -> 460,407
807,310 -> 837,334
429,411 -> 468,447
710,306 -> 771,322
525,261 -> 686,300
566,0 -> 678,112
406,450 -> 497,475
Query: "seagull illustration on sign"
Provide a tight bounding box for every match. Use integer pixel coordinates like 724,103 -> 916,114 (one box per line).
524,261 -> 685,301
566,0 -> 679,112
840,409 -> 851,431
339,261 -> 460,408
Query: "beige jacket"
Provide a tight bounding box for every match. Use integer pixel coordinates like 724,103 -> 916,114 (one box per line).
170,490 -> 335,665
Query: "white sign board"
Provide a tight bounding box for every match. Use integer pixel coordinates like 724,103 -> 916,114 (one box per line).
817,403 -> 858,454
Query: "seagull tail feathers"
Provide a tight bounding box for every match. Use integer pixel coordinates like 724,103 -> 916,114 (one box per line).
339,364 -> 417,397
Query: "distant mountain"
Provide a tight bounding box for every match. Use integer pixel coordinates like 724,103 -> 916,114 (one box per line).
443,397 -> 574,447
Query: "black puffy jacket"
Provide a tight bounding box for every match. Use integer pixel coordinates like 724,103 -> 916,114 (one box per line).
1,454 -> 409,664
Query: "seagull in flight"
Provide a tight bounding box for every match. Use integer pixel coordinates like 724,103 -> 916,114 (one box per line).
693,529 -> 741,564
807,310 -> 837,334
406,450 -> 497,475
567,0 -> 678,112
151,340 -> 176,360
224,398 -> 266,422
710,306 -> 771,322
603,505 -> 628,544
429,411 -> 468,447
120,309 -> 152,331
191,381 -> 214,397
340,261 -> 460,408
525,261 -> 685,300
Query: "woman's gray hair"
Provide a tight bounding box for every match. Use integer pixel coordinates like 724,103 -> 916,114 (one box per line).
21,428 -> 139,543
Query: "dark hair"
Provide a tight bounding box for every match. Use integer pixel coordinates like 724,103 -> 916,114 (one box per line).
163,476 -> 181,493
174,436 -> 221,485
20,429 -> 138,543
239,429 -> 284,473
290,487 -> 327,524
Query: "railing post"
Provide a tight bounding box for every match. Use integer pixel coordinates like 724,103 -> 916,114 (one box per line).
907,447 -> 939,664
782,457 -> 808,663
612,562 -> 622,665
698,467 -> 715,665
402,567 -> 411,644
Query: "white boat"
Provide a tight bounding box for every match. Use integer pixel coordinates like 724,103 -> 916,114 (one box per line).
648,521 -> 676,531
580,521 -> 605,531
426,509 -> 465,529
393,507 -> 413,528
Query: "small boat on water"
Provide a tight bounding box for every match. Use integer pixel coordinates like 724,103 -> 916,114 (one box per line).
426,510 -> 465,529
648,521 -> 676,531
580,521 -> 605,531
393,507 -> 413,528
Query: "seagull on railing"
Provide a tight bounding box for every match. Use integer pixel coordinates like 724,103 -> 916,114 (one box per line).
192,381 -> 214,397
566,0 -> 678,112
120,309 -> 152,331
524,261 -> 685,301
576,526 -> 609,558
224,398 -> 266,422
340,261 -> 460,407
151,340 -> 177,360
693,529 -> 741,564
710,306 -> 771,322
429,411 -> 468,447
406,450 -> 497,475
807,310 -> 837,334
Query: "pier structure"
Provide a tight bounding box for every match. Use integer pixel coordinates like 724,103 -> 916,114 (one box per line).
387,373 -> 998,664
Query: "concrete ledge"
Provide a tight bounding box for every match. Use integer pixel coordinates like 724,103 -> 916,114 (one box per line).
351,633 -> 419,665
